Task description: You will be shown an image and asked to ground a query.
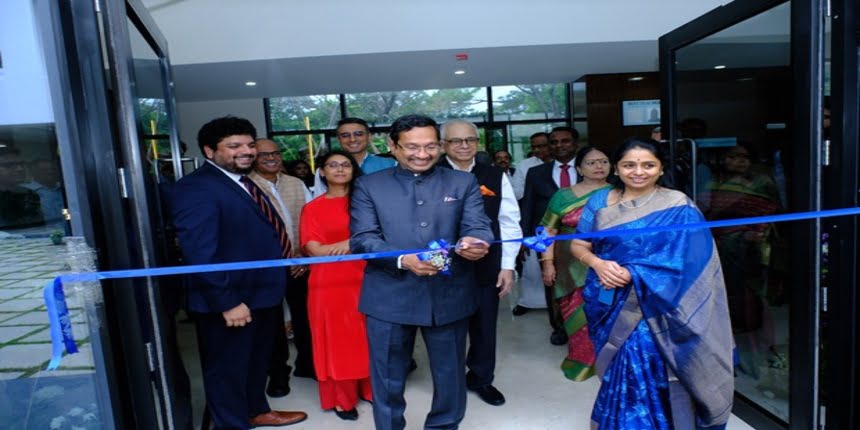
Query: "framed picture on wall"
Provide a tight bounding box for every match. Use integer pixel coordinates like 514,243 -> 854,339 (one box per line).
622,99 -> 661,126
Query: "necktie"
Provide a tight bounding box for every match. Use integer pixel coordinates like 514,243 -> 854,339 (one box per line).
560,164 -> 571,188
239,176 -> 292,258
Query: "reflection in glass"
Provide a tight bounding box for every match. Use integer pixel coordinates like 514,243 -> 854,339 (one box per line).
346,88 -> 487,126
492,84 -> 567,121
505,122 -> 567,164
674,1 -> 790,422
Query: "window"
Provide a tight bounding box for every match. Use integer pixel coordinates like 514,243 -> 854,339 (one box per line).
346,87 -> 487,127
272,133 -> 327,163
491,84 -> 568,121
269,95 -> 341,132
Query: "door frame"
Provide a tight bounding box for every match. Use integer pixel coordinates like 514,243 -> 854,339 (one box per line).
658,0 -> 825,428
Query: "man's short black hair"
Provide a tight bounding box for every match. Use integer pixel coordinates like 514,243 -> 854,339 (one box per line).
388,115 -> 439,143
337,117 -> 370,132
197,116 -> 257,153
549,126 -> 580,141
529,132 -> 549,141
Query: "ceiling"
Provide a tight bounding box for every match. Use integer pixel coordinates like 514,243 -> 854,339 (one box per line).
166,41 -> 659,102
137,0 -> 737,102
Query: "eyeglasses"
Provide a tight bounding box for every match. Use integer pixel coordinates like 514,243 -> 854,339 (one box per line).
256,151 -> 281,159
324,161 -> 353,169
395,142 -> 441,153
444,137 -> 479,147
337,130 -> 367,139
582,159 -> 609,167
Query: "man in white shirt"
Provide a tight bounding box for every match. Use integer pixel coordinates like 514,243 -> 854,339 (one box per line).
510,132 -> 553,200
438,119 -> 522,407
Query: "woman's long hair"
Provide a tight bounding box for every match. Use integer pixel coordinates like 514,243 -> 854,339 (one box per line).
318,150 -> 363,196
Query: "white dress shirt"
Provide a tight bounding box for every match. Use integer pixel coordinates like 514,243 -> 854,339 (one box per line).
510,156 -> 545,200
446,157 -> 522,271
551,159 -> 578,188
206,160 -> 250,195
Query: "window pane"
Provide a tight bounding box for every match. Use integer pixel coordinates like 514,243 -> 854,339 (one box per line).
137,98 -> 170,136
505,122 -> 567,164
345,88 -> 487,127
272,134 -> 326,164
573,121 -> 589,146
492,83 -> 568,121
269,95 -> 341,132
572,82 -> 587,118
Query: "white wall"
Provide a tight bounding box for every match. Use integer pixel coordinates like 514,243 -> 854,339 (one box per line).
146,0 -> 732,65
0,0 -> 54,126
176,98 -> 266,159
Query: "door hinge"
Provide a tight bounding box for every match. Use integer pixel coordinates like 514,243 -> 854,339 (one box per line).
62,208 -> 71,221
822,139 -> 831,166
117,167 -> 129,198
145,342 -> 156,372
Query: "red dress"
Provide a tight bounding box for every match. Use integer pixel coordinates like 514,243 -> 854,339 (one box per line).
299,195 -> 371,409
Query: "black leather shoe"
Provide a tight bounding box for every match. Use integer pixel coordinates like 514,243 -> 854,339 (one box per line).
550,328 -> 567,345
334,408 -> 358,421
408,359 -> 418,373
511,305 -> 529,316
266,381 -> 290,398
266,372 -> 291,398
470,385 -> 506,406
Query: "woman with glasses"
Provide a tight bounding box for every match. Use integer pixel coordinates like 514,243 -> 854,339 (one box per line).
299,150 -> 370,420
538,146 -> 611,381
570,138 -> 733,429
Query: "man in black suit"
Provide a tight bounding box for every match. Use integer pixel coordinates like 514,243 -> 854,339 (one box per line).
351,115 -> 493,430
172,116 -> 306,429
438,120 -> 522,407
519,126 -> 581,346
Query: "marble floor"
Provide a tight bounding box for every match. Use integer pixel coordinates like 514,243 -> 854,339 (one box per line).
179,296 -> 755,430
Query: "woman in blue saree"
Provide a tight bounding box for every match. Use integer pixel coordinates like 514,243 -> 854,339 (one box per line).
571,138 -> 734,429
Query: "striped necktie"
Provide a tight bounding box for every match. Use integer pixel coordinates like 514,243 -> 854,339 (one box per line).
239,176 -> 292,258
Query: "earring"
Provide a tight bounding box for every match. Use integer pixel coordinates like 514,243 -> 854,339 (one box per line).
614,172 -> 619,176
659,171 -> 664,176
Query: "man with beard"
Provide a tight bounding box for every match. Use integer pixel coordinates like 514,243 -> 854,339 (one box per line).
172,117 -> 306,429
312,117 -> 396,195
351,115 -> 492,430
249,138 -> 316,396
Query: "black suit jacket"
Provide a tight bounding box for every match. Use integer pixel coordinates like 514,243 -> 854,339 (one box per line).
520,161 -> 558,235
350,165 -> 493,326
171,162 -> 288,313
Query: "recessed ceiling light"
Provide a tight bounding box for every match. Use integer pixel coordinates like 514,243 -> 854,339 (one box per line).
454,70 -> 466,75
628,76 -> 644,81
714,65 -> 727,69
245,81 -> 257,86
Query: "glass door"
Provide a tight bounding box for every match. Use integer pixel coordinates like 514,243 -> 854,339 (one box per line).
660,0 -> 826,428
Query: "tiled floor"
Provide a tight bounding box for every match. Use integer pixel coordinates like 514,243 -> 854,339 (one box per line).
0,239 -> 92,377
179,297 -> 755,430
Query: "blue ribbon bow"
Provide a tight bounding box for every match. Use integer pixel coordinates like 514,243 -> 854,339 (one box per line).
418,239 -> 452,275
522,226 -> 553,253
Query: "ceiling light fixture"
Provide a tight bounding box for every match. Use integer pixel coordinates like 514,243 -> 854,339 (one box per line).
714,65 -> 727,69
245,81 -> 257,86
628,76 -> 644,81
454,70 -> 466,75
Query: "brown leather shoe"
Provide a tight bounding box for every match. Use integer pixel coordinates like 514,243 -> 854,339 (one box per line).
249,410 -> 308,427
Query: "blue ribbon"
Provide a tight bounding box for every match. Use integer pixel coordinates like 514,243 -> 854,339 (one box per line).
521,226 -> 552,252
43,206 -> 860,369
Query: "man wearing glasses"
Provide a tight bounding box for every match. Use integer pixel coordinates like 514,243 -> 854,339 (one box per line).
437,120 -> 521,407
249,138 -> 316,397
351,115 -> 493,430
311,117 -> 395,196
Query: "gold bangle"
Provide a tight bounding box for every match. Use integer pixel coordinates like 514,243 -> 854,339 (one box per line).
539,257 -> 554,262
578,253 -> 592,264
